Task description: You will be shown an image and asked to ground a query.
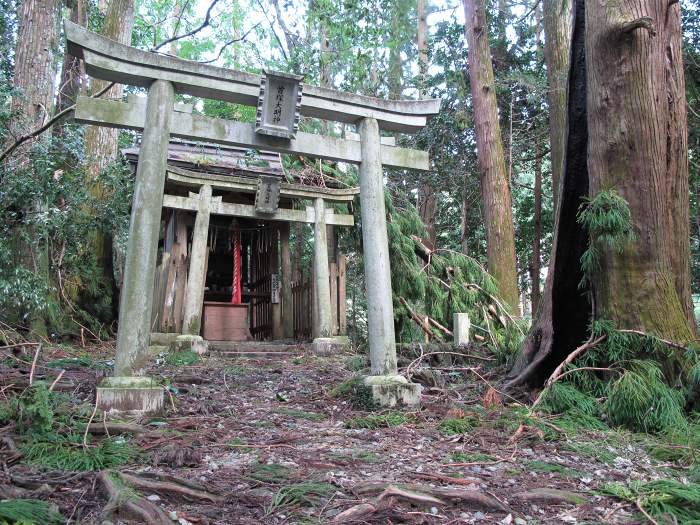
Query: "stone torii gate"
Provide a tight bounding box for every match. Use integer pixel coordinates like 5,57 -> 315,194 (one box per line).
64,21 -> 440,413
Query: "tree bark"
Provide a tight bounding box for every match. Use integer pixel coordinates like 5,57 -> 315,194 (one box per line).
508,0 -> 697,388
543,0 -> 573,211
507,0 -> 591,387
417,0 -> 428,96
463,0 -> 520,313
56,0 -> 87,113
82,0 -> 135,321
418,183 -> 438,250
529,141 -> 542,315
11,0 -> 60,132
586,0 -> 696,342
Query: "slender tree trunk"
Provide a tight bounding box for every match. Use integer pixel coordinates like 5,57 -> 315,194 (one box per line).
529,141 -> 542,315
586,0 -> 696,341
56,0 -> 87,113
388,9 -> 403,100
543,0 -> 573,210
416,0 -> 437,249
82,0 -> 135,321
463,0 -> 520,313
417,0 -> 428,95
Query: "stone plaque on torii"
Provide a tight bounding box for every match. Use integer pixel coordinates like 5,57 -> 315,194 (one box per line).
64,21 -> 440,413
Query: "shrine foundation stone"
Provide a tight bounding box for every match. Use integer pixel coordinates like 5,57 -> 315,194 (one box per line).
96,376 -> 163,415
363,375 -> 421,407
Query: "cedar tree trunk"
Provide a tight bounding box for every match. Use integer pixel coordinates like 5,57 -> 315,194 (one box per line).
586,0 -> 696,341
82,0 -> 134,320
463,0 -> 520,313
508,0 -> 696,388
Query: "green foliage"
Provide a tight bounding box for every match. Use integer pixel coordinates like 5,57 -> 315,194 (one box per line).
524,460 -> 584,478
383,196 -> 526,360
577,189 -> 635,289
346,411 -> 408,429
602,479 -> 700,523
0,382 -> 55,433
0,500 -> 64,525
276,408 -> 326,421
604,360 -> 687,433
438,416 -> 480,436
330,377 -> 378,411
539,382 -> 598,417
247,463 -> 292,484
20,434 -> 139,471
165,350 -> 199,366
268,482 -> 335,511
449,451 -> 495,463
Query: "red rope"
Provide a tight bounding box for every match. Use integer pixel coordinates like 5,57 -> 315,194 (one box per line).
232,229 -> 242,304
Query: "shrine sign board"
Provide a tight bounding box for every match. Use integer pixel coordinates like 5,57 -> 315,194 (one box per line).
256,70 -> 303,139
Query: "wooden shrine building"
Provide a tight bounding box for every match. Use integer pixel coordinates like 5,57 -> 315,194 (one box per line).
64,20 -> 439,412
123,137 -> 356,342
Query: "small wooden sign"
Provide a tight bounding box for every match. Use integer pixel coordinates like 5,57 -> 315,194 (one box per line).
255,175 -> 281,214
271,274 -> 280,304
255,70 -> 303,139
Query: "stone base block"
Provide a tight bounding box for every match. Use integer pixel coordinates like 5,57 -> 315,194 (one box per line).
150,332 -> 179,346
148,344 -> 169,355
96,376 -> 163,416
312,336 -> 350,355
173,334 -> 208,354
363,375 -> 421,407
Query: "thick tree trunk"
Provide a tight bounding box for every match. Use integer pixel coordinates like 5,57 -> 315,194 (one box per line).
508,0 -> 696,388
543,0 -> 573,210
586,0 -> 696,342
82,0 -> 135,320
529,142 -> 542,314
10,0 -> 61,334
463,0 -> 520,313
507,0 -> 590,387
11,0 -> 60,133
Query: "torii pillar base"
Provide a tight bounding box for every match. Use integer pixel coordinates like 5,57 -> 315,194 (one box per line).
363,375 -> 422,408
96,376 -> 163,416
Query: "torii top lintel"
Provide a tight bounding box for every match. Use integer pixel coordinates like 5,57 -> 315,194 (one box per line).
65,21 -> 440,134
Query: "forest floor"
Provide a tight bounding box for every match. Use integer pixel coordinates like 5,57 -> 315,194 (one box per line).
0,341 -> 692,524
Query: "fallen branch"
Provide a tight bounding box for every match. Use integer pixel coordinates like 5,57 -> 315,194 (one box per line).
85,422 -> 148,435
530,334 -> 607,409
399,297 -> 439,340
28,343 -> 42,386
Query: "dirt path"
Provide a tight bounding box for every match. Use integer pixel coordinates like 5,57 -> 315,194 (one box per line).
3,344 -> 667,523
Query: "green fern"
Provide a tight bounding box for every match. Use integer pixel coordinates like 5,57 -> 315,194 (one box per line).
604,360 -> 686,433
0,499 -> 64,525
602,479 -> 700,523
20,434 -> 139,471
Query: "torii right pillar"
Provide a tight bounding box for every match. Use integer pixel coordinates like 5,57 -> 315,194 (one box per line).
358,118 -> 421,407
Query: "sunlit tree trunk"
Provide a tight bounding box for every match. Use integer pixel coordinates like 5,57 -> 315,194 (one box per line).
463,0 -> 520,313
543,0 -> 573,210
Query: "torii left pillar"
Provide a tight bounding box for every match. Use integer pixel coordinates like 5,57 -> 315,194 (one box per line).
96,79 -> 175,415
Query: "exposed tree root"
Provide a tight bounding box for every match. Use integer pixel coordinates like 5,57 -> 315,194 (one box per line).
98,471 -> 171,525
98,470 -> 223,523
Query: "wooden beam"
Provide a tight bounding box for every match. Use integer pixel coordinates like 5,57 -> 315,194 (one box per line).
162,194 -> 354,226
166,165 -> 359,202
65,21 -> 440,133
75,97 -> 429,171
